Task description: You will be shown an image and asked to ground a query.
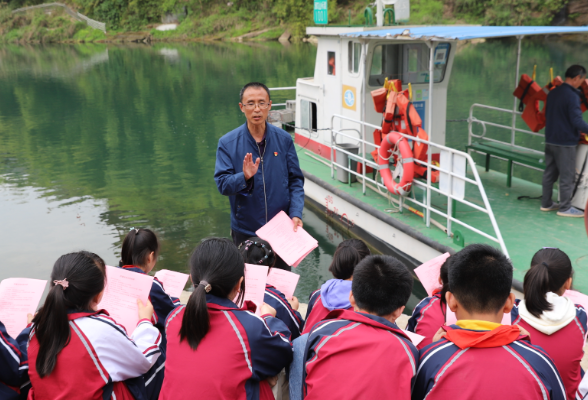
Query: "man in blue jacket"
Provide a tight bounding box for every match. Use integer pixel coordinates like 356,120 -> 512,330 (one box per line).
214,82 -> 305,270
542,65 -> 588,217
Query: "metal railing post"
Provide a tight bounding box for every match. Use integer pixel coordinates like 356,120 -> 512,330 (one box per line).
511,36 -> 524,146
425,41 -> 437,229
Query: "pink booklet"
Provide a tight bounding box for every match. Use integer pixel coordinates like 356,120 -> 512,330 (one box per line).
97,266 -> 153,335
0,278 -> 47,338
154,269 -> 189,299
414,253 -> 450,296
564,290 -> 588,310
445,305 -> 511,326
404,330 -> 425,347
256,211 -> 318,267
267,268 -> 300,300
235,264 -> 268,315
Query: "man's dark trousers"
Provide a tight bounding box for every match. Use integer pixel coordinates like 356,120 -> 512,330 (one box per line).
542,144 -> 577,212
231,229 -> 291,271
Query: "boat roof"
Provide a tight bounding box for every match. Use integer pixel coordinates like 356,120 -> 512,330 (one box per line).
341,25 -> 588,41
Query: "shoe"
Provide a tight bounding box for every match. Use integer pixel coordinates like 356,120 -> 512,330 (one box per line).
540,202 -> 560,212
557,207 -> 584,217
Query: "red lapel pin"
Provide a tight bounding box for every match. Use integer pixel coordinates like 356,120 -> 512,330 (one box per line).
274,152 -> 278,156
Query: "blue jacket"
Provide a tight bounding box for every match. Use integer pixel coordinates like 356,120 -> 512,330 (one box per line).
545,83 -> 588,146
264,284 -> 305,339
0,321 -> 31,400
214,123 -> 305,237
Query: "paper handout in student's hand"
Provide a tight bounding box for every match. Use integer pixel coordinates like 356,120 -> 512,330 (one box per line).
404,330 -> 425,347
0,278 -> 47,338
154,269 -> 189,299
564,290 -> 588,310
97,266 -> 153,335
445,305 -> 511,326
256,211 -> 318,268
266,268 -> 300,300
235,264 -> 268,315
414,253 -> 451,296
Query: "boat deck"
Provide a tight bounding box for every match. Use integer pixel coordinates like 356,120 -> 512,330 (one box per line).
296,145 -> 588,292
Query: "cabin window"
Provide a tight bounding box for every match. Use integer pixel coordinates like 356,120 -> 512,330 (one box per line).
300,99 -> 317,131
327,51 -> 336,76
348,42 -> 361,74
368,42 -> 451,87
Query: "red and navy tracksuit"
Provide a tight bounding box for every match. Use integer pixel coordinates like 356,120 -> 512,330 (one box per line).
160,295 -> 293,400
0,321 -> 30,400
412,323 -> 566,400
303,309 -> 418,399
264,284 -> 304,339
27,310 -> 162,400
302,289 -> 352,335
512,300 -> 587,400
407,289 -> 446,350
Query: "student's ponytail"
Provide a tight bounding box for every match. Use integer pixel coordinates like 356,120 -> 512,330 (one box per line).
180,238 -> 245,350
239,237 -> 276,268
33,252 -> 106,377
524,248 -> 573,318
119,228 -> 159,267
328,239 -> 371,280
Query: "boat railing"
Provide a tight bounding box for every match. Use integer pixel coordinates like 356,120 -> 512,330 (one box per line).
330,113 -> 509,257
468,103 -> 544,158
268,86 -> 296,108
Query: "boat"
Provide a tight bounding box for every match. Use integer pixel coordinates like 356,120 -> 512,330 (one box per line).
269,24 -> 588,292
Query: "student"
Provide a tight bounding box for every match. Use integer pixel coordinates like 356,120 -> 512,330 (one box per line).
511,248 -> 586,400
160,238 -> 293,400
407,257 -> 451,349
27,251 -> 162,399
302,239 -> 370,334
0,318 -> 31,400
240,237 -> 305,339
119,228 -> 180,336
412,244 -> 566,400
303,255 -> 417,399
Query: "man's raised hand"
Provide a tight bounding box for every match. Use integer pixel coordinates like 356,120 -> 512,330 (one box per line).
243,153 -> 260,180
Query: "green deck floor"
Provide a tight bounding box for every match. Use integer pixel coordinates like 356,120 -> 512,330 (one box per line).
297,146 -> 588,293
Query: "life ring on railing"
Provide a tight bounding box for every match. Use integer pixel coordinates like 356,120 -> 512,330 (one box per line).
378,131 -> 414,196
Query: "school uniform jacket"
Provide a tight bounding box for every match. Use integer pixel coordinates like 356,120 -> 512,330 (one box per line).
0,321 -> 30,400
512,299 -> 587,400
160,295 -> 293,400
303,309 -> 418,399
27,310 -> 162,400
302,289 -> 352,335
412,324 -> 566,400
264,284 -> 304,339
407,290 -> 446,350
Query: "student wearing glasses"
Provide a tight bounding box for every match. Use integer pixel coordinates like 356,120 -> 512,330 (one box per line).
214,82 -> 304,270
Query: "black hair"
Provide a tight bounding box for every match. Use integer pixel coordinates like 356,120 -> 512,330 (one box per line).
352,255 -> 413,316
328,239 -> 371,280
239,82 -> 271,102
523,248 -> 573,318
439,255 -> 452,313
32,251 -> 106,377
448,244 -> 512,314
119,228 -> 159,268
566,65 -> 587,79
239,237 -> 276,268
180,238 -> 246,350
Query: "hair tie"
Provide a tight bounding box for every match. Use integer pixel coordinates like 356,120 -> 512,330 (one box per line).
198,280 -> 212,293
129,227 -> 139,234
541,262 -> 550,268
53,279 -> 69,290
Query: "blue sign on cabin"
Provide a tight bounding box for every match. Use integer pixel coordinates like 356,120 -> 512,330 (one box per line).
413,101 -> 426,130
314,0 -> 328,24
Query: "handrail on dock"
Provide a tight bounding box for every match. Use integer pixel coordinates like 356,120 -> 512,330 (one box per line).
327,114 -> 509,257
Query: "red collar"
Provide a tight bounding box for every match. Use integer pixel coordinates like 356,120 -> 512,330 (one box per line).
325,309 -> 410,341
67,310 -> 106,321
442,325 -> 528,349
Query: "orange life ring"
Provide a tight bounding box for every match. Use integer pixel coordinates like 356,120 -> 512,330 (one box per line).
378,131 -> 415,196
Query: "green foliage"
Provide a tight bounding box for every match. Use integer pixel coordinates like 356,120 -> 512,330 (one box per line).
410,0 -> 445,24
454,0 -> 567,25
272,0 -> 312,38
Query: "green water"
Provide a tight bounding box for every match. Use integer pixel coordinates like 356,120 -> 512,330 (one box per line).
1,37 -> 587,304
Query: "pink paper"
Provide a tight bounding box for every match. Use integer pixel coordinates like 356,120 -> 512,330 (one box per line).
564,290 -> 588,310
256,211 -> 318,268
97,266 -> 153,335
267,269 -> 300,300
0,278 -> 47,338
154,269 -> 189,299
445,305 -> 511,326
404,330 -> 425,347
237,264 -> 269,315
414,253 -> 450,296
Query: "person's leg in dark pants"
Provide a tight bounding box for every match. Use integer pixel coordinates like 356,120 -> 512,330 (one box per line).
231,229 -> 292,271
542,144 -> 559,209
554,145 -> 577,212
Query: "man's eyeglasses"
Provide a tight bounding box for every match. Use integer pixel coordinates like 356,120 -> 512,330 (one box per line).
242,102 -> 270,110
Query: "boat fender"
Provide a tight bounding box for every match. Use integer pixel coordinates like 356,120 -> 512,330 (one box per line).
377,131 -> 415,196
